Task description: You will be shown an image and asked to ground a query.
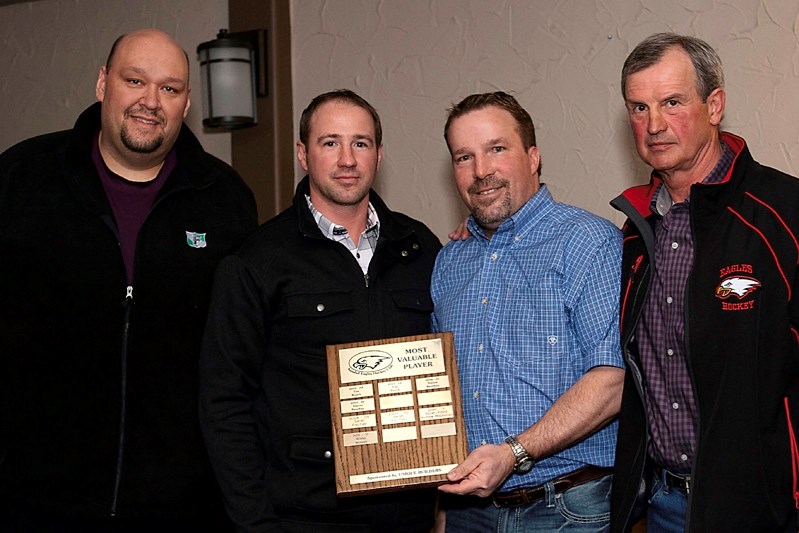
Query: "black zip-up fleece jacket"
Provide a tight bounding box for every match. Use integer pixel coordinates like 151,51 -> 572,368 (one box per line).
609,132 -> 799,531
199,176 -> 441,531
0,103 -> 257,522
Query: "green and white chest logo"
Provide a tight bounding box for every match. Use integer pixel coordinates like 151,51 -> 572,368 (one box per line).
186,231 -> 207,248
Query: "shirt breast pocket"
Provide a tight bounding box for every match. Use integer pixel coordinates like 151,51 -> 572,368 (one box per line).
502,275 -> 571,372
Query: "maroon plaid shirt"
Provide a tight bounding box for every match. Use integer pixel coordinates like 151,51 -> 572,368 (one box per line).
635,142 -> 733,472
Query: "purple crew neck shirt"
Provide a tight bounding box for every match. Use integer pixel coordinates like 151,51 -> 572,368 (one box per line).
92,131 -> 177,283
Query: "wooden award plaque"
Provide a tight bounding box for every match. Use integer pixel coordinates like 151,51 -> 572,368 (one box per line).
326,332 -> 468,496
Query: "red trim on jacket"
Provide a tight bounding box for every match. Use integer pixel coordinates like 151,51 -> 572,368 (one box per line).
620,131 -> 747,217
727,206 -> 792,299
744,191 -> 799,263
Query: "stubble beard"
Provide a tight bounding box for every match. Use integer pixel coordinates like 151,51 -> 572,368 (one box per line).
325,183 -> 370,207
469,179 -> 512,229
314,172 -> 373,207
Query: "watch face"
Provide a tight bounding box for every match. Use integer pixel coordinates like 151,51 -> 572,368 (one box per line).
515,458 -> 533,474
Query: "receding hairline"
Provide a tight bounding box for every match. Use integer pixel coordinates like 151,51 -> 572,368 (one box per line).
105,29 -> 190,76
299,90 -> 383,147
307,101 -> 379,143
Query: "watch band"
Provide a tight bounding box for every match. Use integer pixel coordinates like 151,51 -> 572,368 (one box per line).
504,434 -> 534,474
504,434 -> 527,461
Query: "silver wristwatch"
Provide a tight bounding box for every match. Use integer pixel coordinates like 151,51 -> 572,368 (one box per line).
504,434 -> 534,474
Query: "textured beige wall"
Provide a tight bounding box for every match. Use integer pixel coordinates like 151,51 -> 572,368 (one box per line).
291,0 -> 799,239
3,0 -> 798,240
0,0 -> 230,162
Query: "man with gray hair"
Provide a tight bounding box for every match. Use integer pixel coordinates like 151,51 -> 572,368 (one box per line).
611,32 -> 799,531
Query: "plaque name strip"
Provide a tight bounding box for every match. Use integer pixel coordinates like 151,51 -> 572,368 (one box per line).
342,413 -> 377,430
417,390 -> 452,406
381,409 -> 415,425
340,397 -> 375,414
378,380 -> 412,395
349,464 -> 458,485
419,405 -> 454,421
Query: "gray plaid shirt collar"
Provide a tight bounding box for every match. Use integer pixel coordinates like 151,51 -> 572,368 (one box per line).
305,194 -> 380,272
650,141 -> 734,216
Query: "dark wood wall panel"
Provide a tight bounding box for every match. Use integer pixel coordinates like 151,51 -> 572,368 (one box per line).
229,0 -> 294,222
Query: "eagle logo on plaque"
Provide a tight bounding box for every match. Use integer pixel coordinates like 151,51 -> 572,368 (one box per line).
349,350 -> 393,375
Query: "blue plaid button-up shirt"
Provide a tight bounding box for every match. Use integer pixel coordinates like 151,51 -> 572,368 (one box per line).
431,185 -> 624,490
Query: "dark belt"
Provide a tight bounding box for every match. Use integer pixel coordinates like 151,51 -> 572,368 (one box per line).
492,465 -> 612,508
658,467 -> 691,493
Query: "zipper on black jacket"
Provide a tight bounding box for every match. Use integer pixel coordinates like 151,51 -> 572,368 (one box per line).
613,204 -> 654,532
97,174 -> 200,516
683,208 -> 701,528
111,285 -> 133,516
621,261 -> 652,533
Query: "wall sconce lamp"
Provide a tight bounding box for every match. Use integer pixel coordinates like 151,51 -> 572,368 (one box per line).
197,28 -> 267,129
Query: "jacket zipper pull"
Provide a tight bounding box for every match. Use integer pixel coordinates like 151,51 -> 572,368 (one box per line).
123,285 -> 134,306
364,273 -> 370,288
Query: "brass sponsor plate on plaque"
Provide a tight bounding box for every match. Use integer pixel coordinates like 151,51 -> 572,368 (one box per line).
326,332 -> 467,496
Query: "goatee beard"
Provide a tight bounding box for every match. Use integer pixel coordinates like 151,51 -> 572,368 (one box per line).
120,122 -> 164,154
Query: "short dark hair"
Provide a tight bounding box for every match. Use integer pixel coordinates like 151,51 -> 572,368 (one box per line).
444,91 -> 540,174
621,32 -> 724,102
299,89 -> 382,146
105,34 -> 126,70
105,31 -> 190,76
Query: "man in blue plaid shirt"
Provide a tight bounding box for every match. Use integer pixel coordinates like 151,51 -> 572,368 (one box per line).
432,92 -> 624,532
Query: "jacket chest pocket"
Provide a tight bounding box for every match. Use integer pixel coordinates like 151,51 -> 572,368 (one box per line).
285,290 -> 356,358
387,288 -> 433,314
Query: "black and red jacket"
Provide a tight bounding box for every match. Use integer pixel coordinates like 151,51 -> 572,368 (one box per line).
609,132 -> 799,531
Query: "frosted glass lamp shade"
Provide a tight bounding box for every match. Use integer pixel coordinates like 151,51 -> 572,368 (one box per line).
197,31 -> 257,129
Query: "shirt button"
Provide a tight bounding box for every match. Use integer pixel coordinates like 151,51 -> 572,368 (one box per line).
316,303 -> 325,312
666,296 -> 673,304
514,235 -> 521,242
481,297 -> 488,305
480,439 -> 488,446
477,343 -> 484,352
324,450 -> 332,459
412,243 -> 419,250
680,453 -> 688,462
667,348 -> 674,356
401,250 -> 409,257
473,391 -> 480,400
671,242 -> 679,250
490,252 -> 498,261
672,402 -> 680,410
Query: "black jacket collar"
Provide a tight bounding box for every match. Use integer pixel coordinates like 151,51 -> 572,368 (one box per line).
62,102 -> 218,214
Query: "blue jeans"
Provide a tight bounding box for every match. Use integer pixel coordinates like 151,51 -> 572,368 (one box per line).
646,470 -> 688,533
444,475 -> 611,532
